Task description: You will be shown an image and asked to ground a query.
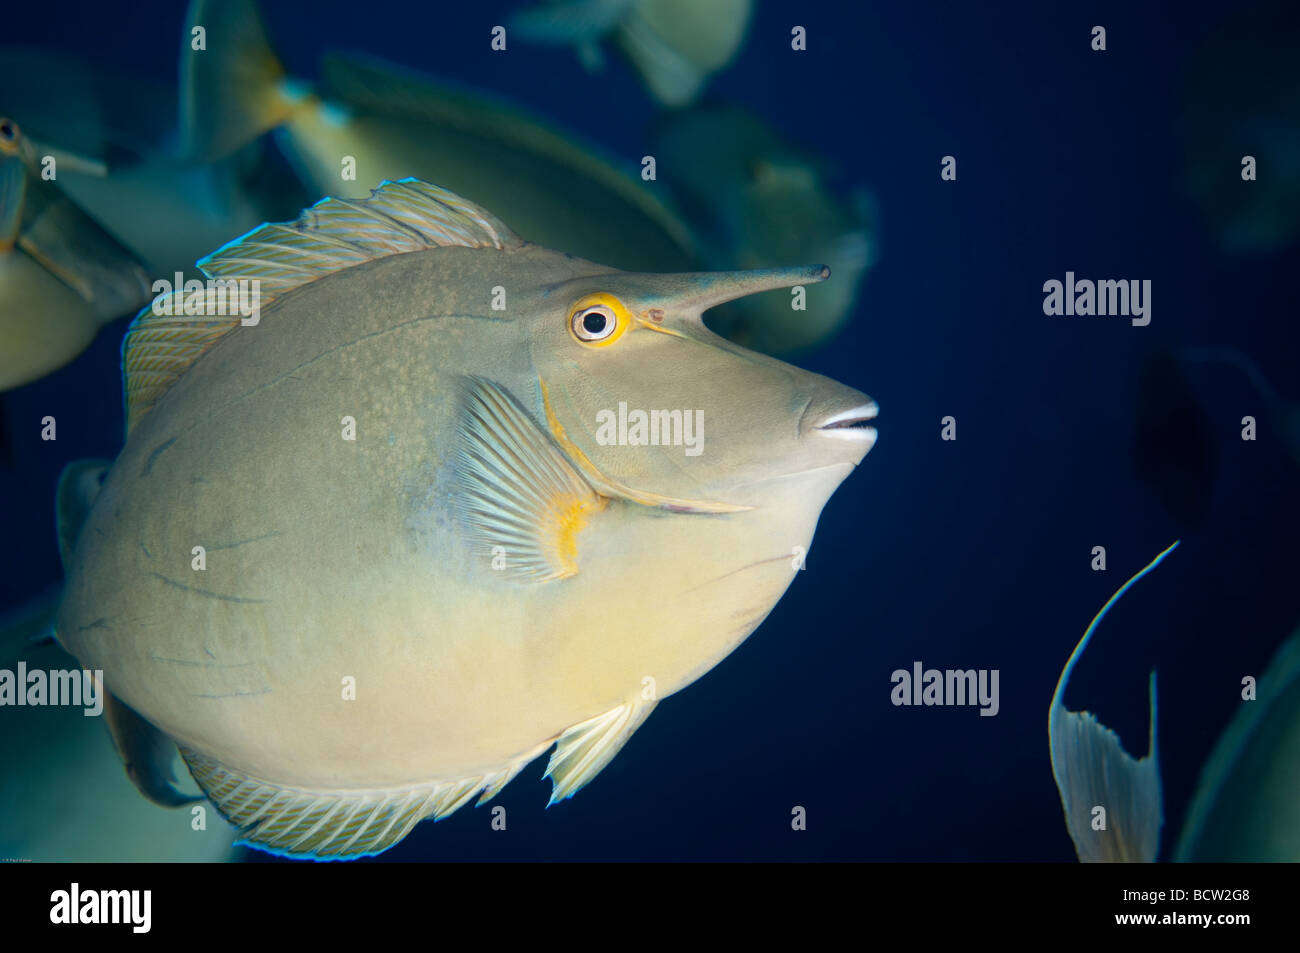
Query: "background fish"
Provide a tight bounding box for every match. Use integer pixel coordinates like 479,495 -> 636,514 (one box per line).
653,105 -> 876,355
0,117 -> 151,391
56,179 -> 877,860
1180,0 -> 1300,256
1174,620 -> 1300,861
0,463 -> 237,861
183,0 -> 697,274
2,45 -> 308,289
509,0 -> 753,106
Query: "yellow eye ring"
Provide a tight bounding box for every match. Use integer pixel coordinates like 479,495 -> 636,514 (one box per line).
568,293 -> 632,348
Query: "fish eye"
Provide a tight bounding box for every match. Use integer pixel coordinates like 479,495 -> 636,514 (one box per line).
0,119 -> 17,144
573,306 -> 615,341
567,294 -> 631,347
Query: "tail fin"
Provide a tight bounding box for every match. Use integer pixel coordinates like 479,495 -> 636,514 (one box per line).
179,0 -> 295,160
1048,541 -> 1179,862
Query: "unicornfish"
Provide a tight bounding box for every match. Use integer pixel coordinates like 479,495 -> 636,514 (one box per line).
55,178 -> 879,859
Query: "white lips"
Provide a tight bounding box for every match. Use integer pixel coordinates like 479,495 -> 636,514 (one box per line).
815,401 -> 878,449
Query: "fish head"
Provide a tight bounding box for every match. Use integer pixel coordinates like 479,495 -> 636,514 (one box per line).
522,259 -> 878,512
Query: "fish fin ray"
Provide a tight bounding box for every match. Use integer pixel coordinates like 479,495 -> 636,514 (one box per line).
545,696 -> 658,805
456,376 -> 605,582
180,746 -> 537,860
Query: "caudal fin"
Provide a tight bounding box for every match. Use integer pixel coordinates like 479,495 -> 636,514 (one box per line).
179,0 -> 296,160
1048,542 -> 1179,862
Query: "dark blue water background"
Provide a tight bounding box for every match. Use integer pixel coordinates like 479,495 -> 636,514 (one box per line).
3,0 -> 1296,860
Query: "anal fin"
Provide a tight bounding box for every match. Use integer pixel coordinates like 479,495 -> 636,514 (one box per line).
180,745 -> 542,860
545,696 -> 657,805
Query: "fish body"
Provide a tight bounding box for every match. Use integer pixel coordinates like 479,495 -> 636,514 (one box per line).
56,179 -> 877,858
0,470 -> 237,862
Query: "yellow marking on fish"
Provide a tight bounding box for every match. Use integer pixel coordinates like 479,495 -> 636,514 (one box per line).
538,378 -> 752,514
635,313 -> 688,338
547,492 -> 608,574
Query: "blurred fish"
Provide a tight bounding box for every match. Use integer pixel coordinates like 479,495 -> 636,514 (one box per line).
0,47 -> 172,163
0,635 -> 239,862
57,178 -> 877,859
0,117 -> 151,391
509,0 -> 752,106
1,46 -> 309,284
0,464 -> 237,862
183,0 -> 697,273
1050,542 -> 1300,863
1131,351 -> 1218,529
1181,0 -> 1300,255
654,105 -> 876,355
1049,542 -> 1178,862
1174,621 -> 1300,861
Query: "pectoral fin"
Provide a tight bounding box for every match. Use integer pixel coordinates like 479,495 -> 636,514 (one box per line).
455,376 -> 606,581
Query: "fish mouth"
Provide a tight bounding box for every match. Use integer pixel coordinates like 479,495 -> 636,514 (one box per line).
813,402 -> 878,446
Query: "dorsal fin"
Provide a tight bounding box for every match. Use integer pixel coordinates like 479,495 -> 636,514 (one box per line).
121,178 -> 523,434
